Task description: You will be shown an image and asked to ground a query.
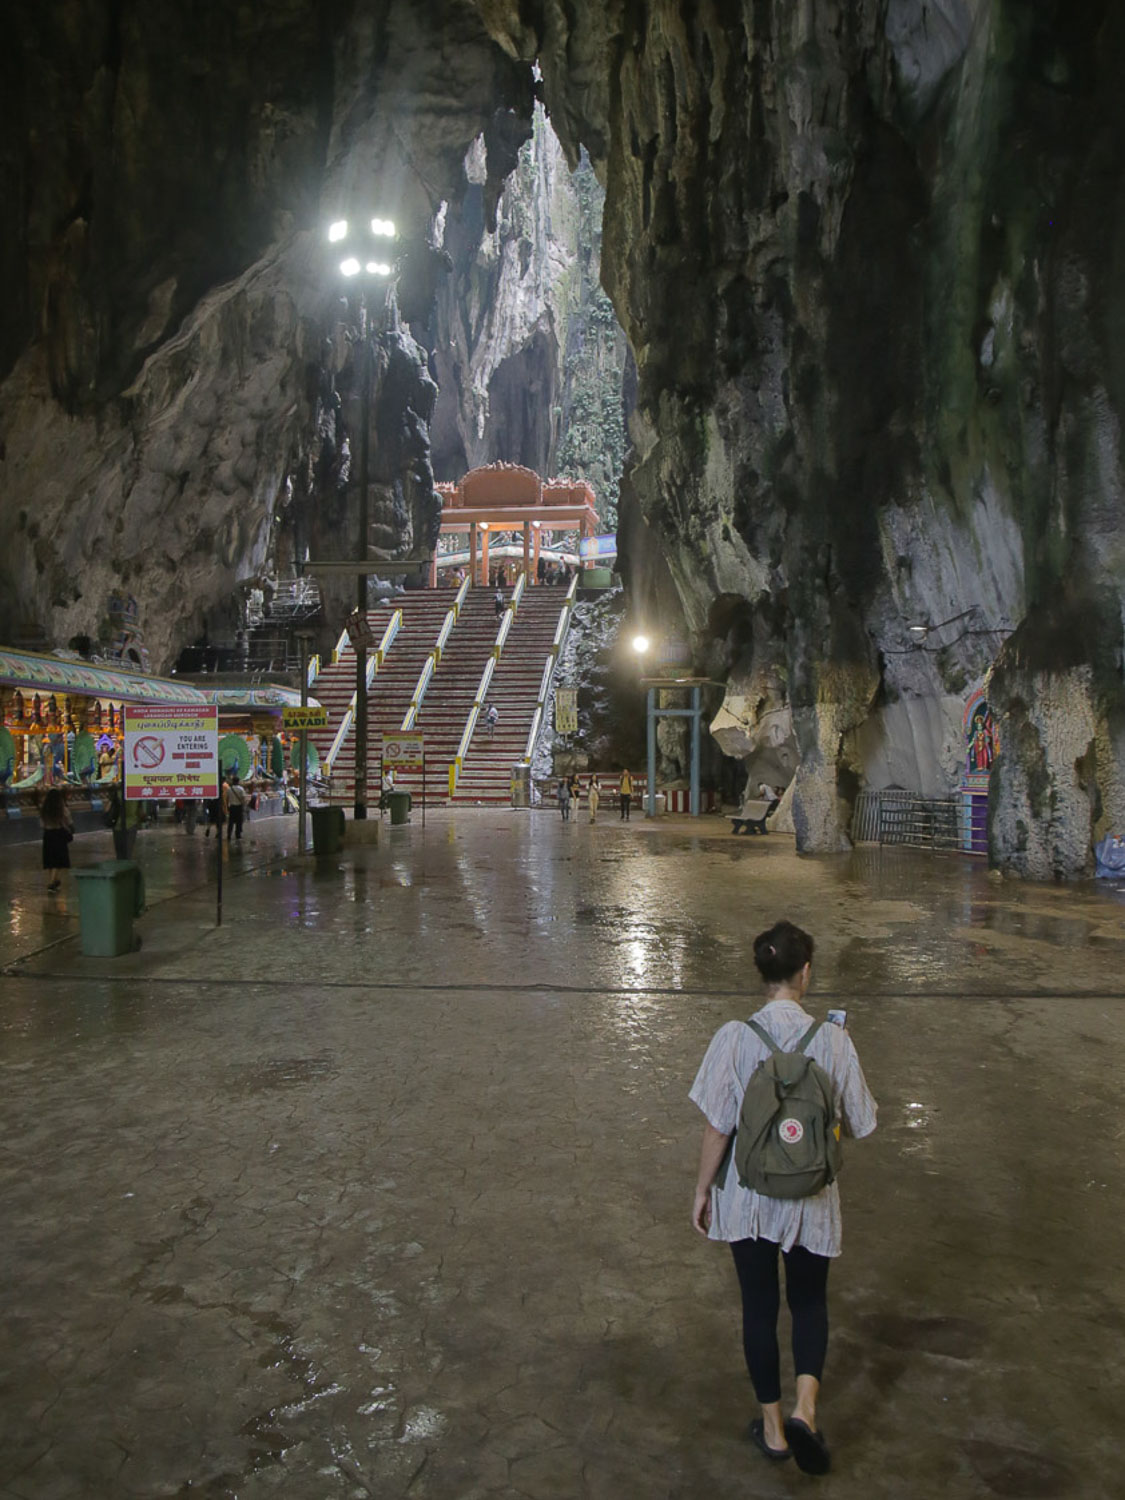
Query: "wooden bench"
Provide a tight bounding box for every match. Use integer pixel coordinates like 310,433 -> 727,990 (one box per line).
731,798 -> 775,834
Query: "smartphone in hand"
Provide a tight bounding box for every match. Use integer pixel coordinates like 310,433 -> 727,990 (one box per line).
827,1008 -> 848,1028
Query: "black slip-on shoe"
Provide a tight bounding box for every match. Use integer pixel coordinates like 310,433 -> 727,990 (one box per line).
783,1417 -> 831,1475
746,1418 -> 792,1462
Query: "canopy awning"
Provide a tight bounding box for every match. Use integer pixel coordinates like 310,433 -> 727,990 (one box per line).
0,647 -> 208,705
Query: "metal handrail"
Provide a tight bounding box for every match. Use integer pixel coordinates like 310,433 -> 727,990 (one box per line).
453,575 -> 470,620
323,611 -> 401,770
449,576 -> 526,793
307,654 -> 321,688
435,608 -> 456,661
401,653 -> 437,731
520,575 -> 580,764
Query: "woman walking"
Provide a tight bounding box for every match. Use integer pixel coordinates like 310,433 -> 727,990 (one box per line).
587,774 -> 600,823
689,920 -> 876,1474
40,787 -> 74,894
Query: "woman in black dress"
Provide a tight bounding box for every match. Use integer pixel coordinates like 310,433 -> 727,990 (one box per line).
40,786 -> 74,894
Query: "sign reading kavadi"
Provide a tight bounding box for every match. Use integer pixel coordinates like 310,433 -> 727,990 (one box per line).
124,705 -> 219,800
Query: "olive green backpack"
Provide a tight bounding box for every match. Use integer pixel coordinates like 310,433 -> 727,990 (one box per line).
732,1019 -> 840,1200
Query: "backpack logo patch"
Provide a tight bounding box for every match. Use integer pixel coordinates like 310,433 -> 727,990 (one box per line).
778,1118 -> 804,1145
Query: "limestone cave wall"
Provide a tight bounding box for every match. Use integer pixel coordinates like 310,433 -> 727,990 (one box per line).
477,0 -> 1125,876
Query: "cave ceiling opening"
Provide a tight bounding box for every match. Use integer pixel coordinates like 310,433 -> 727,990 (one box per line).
2,0 -> 1124,874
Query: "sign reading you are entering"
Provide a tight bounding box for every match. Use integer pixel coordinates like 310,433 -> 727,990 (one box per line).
124,705 -> 219,800
382,734 -> 424,773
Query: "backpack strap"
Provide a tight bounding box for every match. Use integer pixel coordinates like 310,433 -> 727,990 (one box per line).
797,1019 -> 823,1053
746,1018 -> 780,1053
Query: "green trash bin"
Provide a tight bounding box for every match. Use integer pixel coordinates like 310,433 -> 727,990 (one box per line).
74,860 -> 145,957
310,804 -> 346,855
387,790 -> 411,825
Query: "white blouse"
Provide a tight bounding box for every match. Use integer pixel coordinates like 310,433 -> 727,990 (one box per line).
689,998 -> 878,1257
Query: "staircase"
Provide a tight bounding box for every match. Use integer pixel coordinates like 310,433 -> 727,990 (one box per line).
388,589 -> 506,804
453,589 -> 567,804
307,594 -> 451,804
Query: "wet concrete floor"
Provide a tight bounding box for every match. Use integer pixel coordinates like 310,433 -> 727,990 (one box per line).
2,810 -> 1124,1498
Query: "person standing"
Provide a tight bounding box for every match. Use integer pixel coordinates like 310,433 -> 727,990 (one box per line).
587,774 -> 600,824
494,588 -> 505,620
40,787 -> 74,894
206,774 -> 230,839
485,703 -> 499,738
226,773 -> 247,841
557,777 -> 571,821
689,920 -> 877,1474
619,768 -> 633,821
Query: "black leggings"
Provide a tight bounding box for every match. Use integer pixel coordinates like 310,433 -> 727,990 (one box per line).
730,1236 -> 830,1404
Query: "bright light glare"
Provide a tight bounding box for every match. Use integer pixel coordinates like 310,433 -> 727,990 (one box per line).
479,522 -> 489,531
632,635 -> 650,654
328,220 -> 348,242
365,260 -> 392,276
340,257 -> 361,277
371,217 -> 396,238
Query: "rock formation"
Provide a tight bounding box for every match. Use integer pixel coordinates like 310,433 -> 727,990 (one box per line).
2,0 -> 1124,876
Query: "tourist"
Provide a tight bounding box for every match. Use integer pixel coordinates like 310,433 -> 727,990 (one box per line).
226,773 -> 247,842
619,768 -> 633,821
205,775 -> 229,839
485,703 -> 499,738
689,920 -> 877,1474
380,766 -> 395,812
494,588 -> 505,619
40,786 -> 73,894
557,777 -> 571,821
587,773 -> 600,823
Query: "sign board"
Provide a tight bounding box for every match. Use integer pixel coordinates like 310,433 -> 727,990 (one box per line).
346,609 -> 375,648
579,533 -> 618,560
124,705 -> 218,800
282,706 -> 328,730
555,687 -> 578,735
382,733 -> 425,773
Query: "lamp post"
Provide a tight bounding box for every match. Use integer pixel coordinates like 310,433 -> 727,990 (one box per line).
631,635 -> 654,816
327,215 -> 396,819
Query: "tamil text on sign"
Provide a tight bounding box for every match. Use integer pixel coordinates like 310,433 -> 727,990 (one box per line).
282,706 -> 328,730
124,706 -> 219,800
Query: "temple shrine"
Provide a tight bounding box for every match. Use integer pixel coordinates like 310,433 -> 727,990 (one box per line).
432,464 -> 599,587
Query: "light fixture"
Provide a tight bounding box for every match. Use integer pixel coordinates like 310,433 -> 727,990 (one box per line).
907,623 -> 929,641
328,220 -> 348,242
371,217 -> 396,238
632,635 -> 650,655
365,261 -> 392,276
479,522 -> 489,531
531,520 -> 541,529
340,257 -> 361,277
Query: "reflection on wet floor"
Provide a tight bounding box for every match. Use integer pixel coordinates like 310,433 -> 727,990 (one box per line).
2,811 -> 1125,1498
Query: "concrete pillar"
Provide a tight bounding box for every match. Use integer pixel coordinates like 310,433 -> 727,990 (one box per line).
532,524 -> 541,581
523,522 -> 531,583
481,528 -> 491,587
470,523 -> 477,587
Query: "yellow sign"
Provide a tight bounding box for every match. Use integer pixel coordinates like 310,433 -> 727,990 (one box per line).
124,705 -> 218,800
382,733 -> 425,773
282,706 -> 328,730
555,687 -> 578,735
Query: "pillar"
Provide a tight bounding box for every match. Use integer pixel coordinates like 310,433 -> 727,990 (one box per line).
429,547 -> 438,589
532,523 -> 541,581
469,523 -> 477,588
523,522 -> 531,583
481,528 -> 491,587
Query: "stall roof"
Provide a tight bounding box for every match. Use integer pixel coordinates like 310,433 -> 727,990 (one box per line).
0,647 -> 208,705
192,683 -> 322,711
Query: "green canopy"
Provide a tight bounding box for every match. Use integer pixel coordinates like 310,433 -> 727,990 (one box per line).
218,734 -> 252,780
0,726 -> 15,782
72,729 -> 97,778
270,735 -> 285,777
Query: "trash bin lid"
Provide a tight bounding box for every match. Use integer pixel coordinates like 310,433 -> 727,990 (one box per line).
76,860 -> 139,879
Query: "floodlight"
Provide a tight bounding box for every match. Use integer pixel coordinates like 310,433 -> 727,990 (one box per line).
328,220 -> 348,242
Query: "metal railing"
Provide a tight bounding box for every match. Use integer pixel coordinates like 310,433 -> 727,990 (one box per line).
400,586 -> 468,731
448,573 -> 529,794
851,788 -> 967,853
323,610 -> 401,772
520,573 -> 579,764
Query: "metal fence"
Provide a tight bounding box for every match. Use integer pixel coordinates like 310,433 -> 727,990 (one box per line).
851,788 -> 965,852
